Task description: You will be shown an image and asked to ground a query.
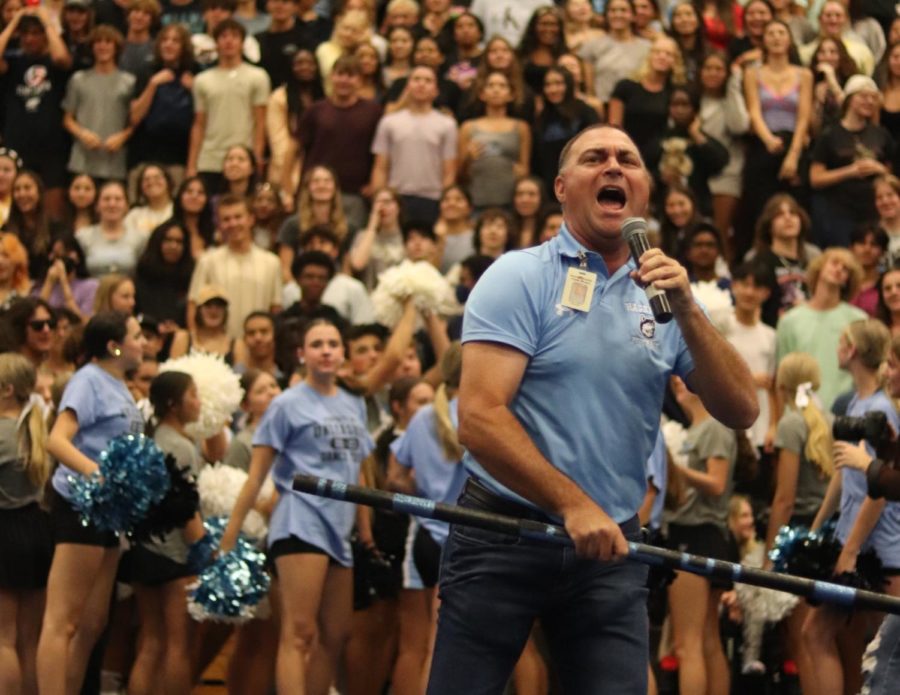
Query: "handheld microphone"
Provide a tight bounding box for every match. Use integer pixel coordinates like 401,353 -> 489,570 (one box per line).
621,217 -> 673,324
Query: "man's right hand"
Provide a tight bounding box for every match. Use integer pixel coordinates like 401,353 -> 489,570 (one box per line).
561,497 -> 630,561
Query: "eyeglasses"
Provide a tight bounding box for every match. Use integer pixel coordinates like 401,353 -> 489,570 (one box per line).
29,319 -> 56,331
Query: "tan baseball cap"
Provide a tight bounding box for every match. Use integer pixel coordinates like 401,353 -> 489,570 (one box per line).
196,284 -> 229,306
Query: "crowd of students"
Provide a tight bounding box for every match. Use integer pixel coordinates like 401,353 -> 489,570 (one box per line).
2,0 -> 900,693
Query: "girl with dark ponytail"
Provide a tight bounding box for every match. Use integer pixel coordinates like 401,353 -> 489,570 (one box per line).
127,370 -> 204,695
38,311 -> 147,693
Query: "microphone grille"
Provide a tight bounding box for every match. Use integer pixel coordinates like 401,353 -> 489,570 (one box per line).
621,217 -> 647,242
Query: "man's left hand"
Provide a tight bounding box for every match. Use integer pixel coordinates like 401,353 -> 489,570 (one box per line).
630,248 -> 693,315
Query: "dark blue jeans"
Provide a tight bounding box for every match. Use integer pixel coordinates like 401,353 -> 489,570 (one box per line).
426,489 -> 649,695
862,614 -> 900,694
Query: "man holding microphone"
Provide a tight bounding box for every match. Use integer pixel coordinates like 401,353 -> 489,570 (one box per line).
427,125 -> 758,694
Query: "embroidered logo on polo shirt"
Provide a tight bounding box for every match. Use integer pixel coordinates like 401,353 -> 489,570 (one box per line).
625,301 -> 653,314
631,313 -> 660,350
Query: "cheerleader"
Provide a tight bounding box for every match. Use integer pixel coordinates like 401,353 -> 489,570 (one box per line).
386,344 -> 467,695
127,371 -> 204,695
0,353 -> 52,695
36,311 -> 146,695
344,376 -> 435,695
221,318 -> 374,695
223,368 -> 282,695
803,318 -> 900,695
834,332 -> 900,693
665,375 -> 745,695
763,352 -> 832,693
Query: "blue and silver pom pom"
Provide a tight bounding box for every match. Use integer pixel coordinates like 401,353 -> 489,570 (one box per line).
186,517 -> 270,624
769,522 -> 839,579
769,521 -> 884,593
69,434 -> 170,533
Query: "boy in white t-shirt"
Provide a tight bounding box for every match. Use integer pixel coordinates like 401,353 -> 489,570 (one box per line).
728,261 -> 777,455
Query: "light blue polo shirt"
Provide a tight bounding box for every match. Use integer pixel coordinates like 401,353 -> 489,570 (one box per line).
646,428 -> 668,531
391,399 -> 468,545
461,223 -> 695,523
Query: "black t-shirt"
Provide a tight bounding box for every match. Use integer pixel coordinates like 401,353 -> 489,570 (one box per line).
811,122 -> 895,219
93,0 -> 127,33
1,54 -> 68,155
532,100 -> 601,193
129,65 -> 196,166
255,23 -> 314,90
645,125 -> 730,215
753,247 -> 809,328
610,78 -> 670,158
296,15 -> 332,49
727,36 -> 755,64
63,34 -> 93,72
161,0 -> 205,36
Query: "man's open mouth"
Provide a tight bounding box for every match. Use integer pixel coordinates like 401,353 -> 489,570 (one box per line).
597,185 -> 626,209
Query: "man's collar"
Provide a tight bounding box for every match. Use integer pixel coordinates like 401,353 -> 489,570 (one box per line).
554,222 -> 635,276
555,222 -> 586,259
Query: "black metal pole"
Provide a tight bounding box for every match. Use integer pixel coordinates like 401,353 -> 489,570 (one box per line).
293,474 -> 900,615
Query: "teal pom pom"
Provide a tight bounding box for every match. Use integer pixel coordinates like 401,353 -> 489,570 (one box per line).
187,517 -> 270,623
768,522 -> 839,579
69,434 -> 170,533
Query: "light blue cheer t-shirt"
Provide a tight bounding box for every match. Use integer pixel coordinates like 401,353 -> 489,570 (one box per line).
52,363 -> 145,500
461,223 -> 696,523
836,390 -> 900,569
255,382 -> 374,566
391,399 -> 468,545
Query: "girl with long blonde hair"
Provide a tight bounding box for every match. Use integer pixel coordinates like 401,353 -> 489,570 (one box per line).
386,342 -> 467,695
764,351 -> 832,693
0,352 -> 52,695
279,165 -> 349,283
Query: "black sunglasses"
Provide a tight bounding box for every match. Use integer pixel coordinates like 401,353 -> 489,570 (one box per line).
29,319 -> 56,331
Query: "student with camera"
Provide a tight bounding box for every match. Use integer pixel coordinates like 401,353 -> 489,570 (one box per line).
834,336 -> 900,695
833,331 -> 900,694
802,318 -> 900,695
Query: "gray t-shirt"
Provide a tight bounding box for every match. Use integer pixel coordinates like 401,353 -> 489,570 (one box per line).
222,428 -> 253,473
76,224 -> 147,277
141,424 -> 203,564
665,417 -> 736,528
441,229 -> 475,274
0,417 -> 40,509
578,35 -> 651,104
63,69 -> 135,179
774,409 -> 830,519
